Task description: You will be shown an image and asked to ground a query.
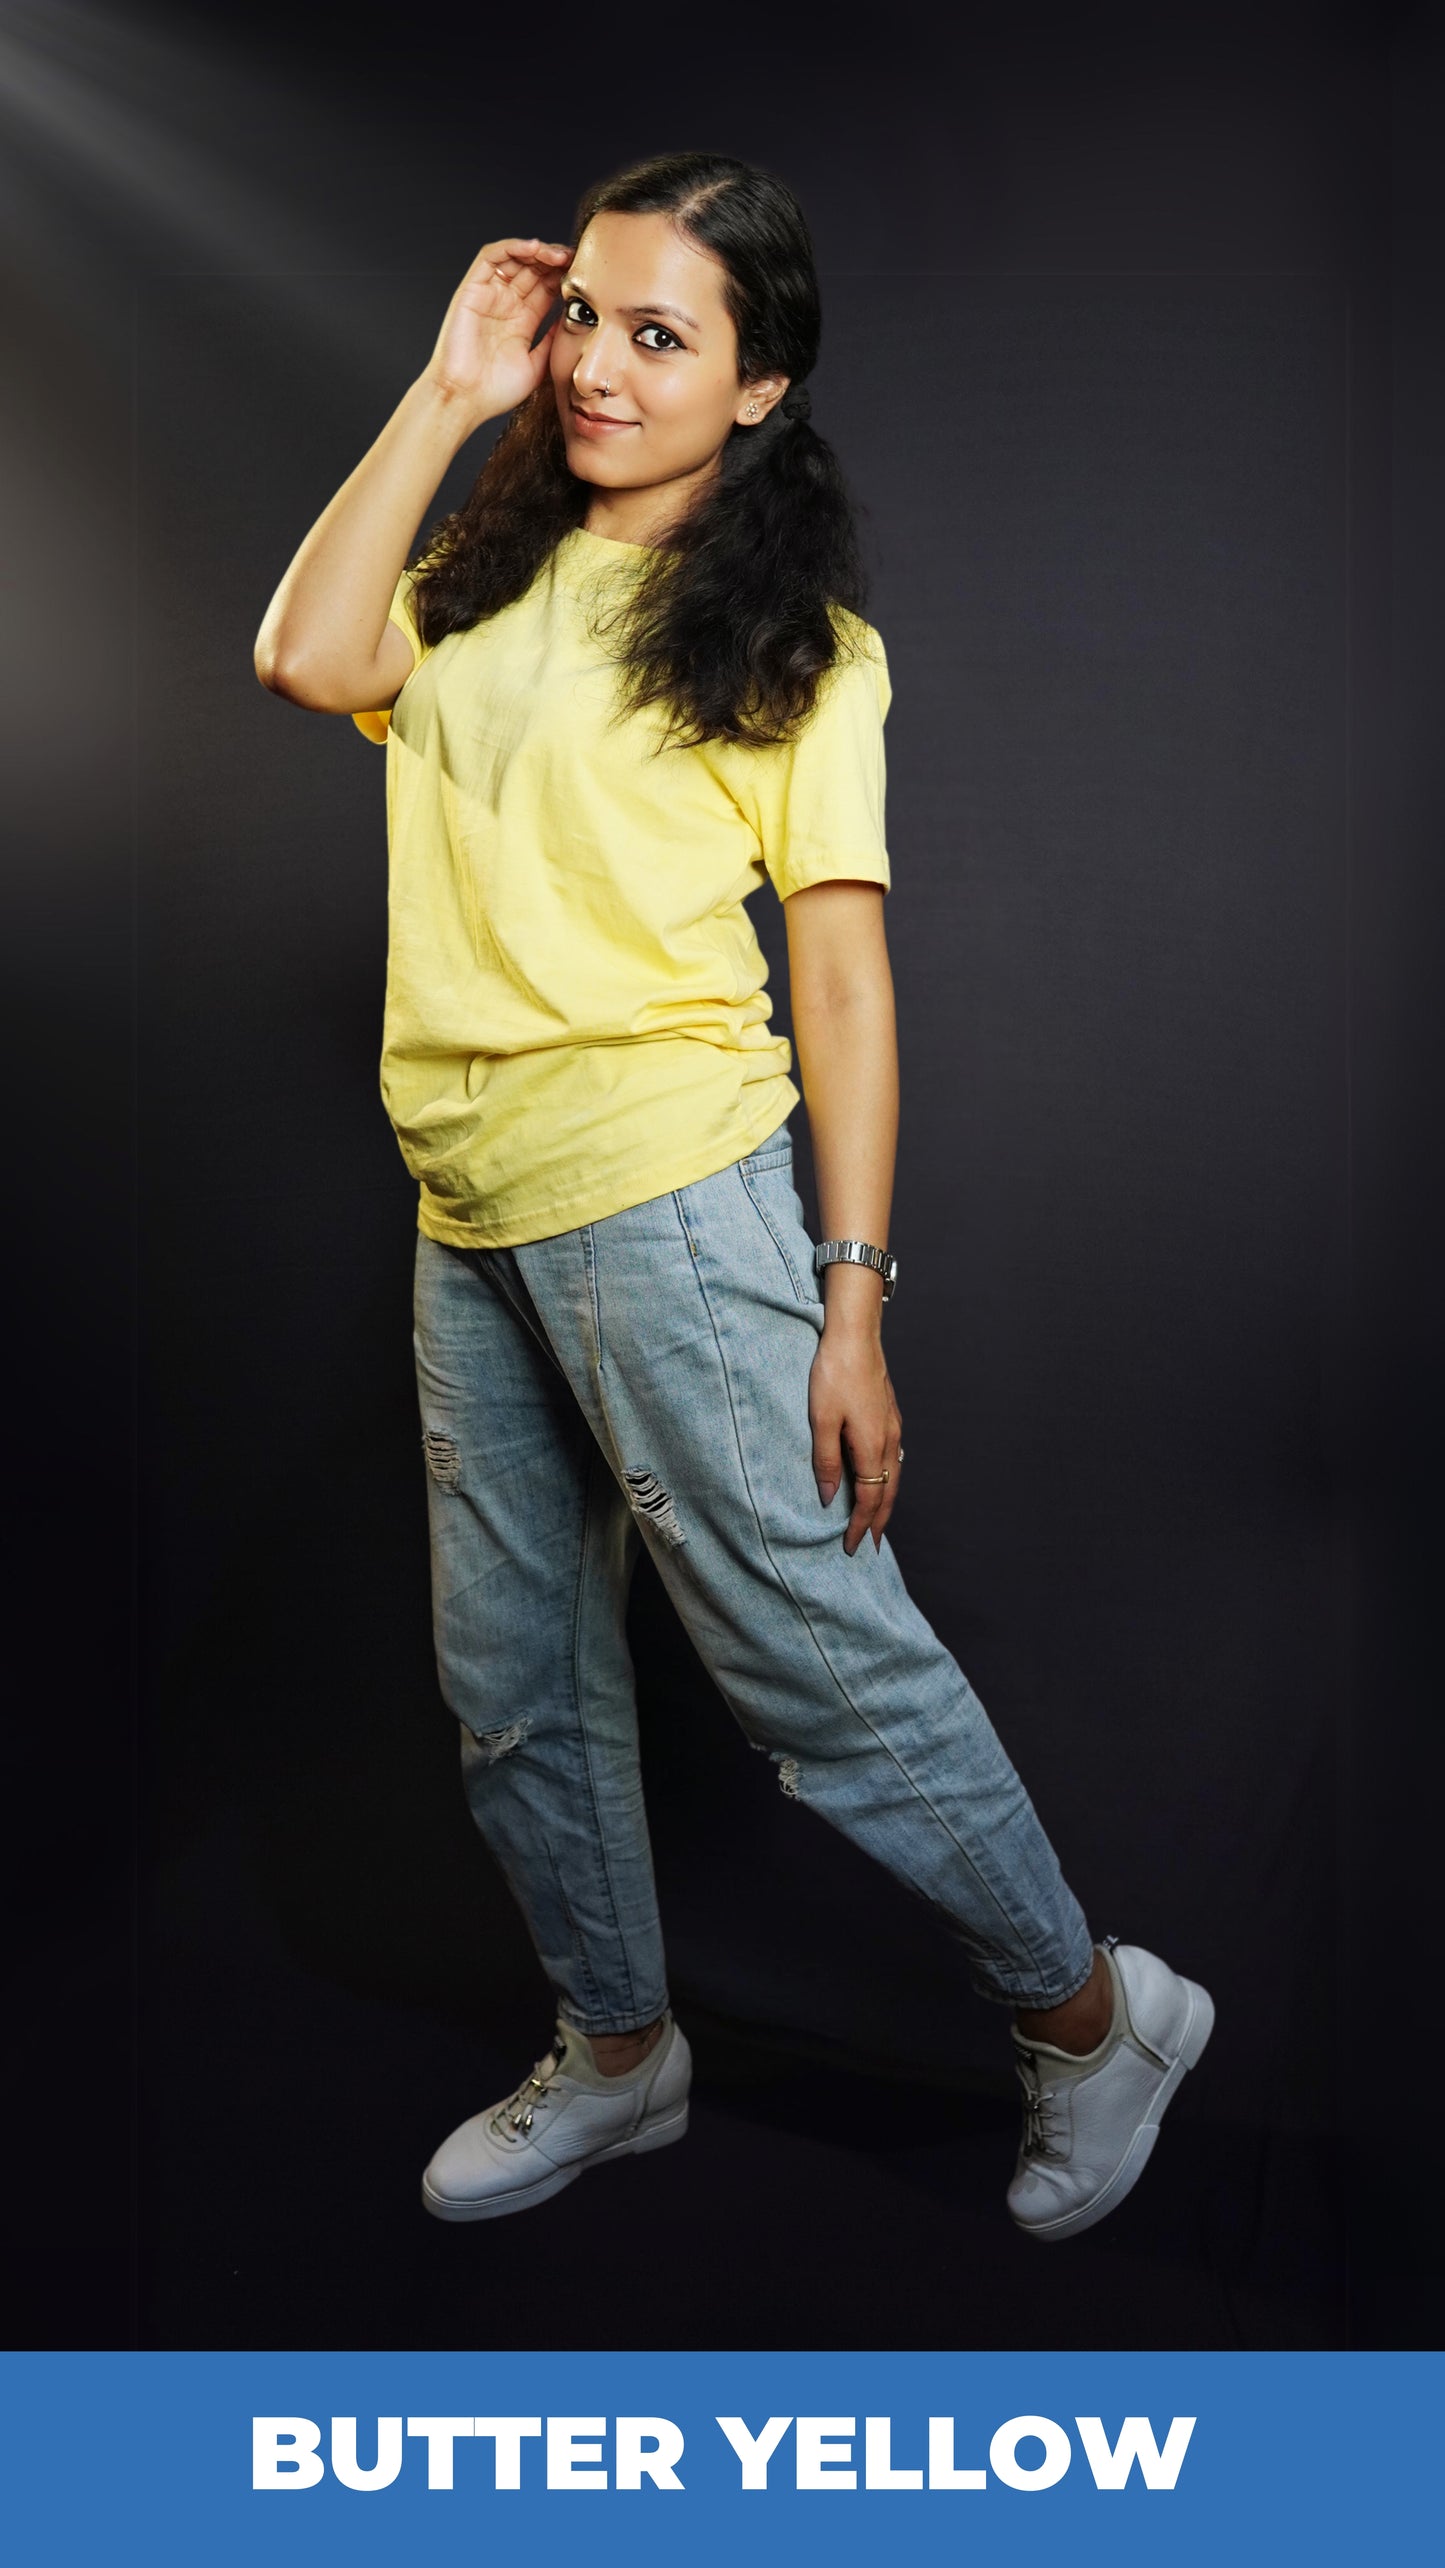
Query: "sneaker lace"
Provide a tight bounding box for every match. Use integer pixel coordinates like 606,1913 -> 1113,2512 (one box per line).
1015,2051 -> 1064,2162
489,2046 -> 565,2144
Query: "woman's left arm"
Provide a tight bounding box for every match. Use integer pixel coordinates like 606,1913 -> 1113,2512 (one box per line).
784,879 -> 903,1556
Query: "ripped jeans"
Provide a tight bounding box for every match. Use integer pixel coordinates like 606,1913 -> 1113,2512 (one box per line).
412,1118 -> 1095,2036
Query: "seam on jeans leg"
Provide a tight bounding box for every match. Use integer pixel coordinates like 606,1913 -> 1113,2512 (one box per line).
539,1831 -> 603,2024
567,1429 -> 641,2023
672,1192 -> 1057,1989
581,1225 -> 604,1370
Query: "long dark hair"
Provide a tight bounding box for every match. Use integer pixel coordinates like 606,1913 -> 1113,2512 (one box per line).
409,151 -> 869,747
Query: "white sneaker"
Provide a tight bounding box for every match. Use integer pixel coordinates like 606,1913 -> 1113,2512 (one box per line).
421,2013 -> 692,2223
1007,1938 -> 1214,2242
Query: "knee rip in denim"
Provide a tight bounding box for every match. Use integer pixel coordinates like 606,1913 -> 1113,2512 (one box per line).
467,1716 -> 532,1764
422,1429 -> 462,1492
622,1466 -> 687,1550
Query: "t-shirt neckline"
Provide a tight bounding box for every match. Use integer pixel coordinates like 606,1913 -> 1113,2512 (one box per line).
569,525 -> 650,555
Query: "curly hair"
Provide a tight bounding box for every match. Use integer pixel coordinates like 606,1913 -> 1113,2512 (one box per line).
408,150 -> 870,748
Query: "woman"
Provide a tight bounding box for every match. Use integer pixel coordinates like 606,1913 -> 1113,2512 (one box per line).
255,150 -> 1212,2243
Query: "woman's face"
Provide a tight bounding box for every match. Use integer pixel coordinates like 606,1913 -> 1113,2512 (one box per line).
550,210 -> 786,499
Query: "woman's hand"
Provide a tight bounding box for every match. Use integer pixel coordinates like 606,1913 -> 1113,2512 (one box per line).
424,236 -> 574,424
809,1315 -> 904,1555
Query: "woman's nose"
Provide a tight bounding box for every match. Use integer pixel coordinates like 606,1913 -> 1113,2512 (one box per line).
572,330 -> 627,397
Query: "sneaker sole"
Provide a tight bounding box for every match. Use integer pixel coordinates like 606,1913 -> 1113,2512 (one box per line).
1011,1978 -> 1215,2244
421,2099 -> 690,2224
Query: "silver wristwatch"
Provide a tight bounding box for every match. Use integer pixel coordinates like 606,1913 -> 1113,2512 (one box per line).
813,1238 -> 899,1302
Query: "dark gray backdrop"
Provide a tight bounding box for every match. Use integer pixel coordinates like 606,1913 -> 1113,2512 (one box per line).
8,0 -> 1441,2352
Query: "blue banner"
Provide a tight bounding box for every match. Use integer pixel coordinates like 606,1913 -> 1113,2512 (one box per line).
3,2350 -> 1436,2563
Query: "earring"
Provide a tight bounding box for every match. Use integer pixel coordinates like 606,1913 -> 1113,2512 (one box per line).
746,402 -> 759,419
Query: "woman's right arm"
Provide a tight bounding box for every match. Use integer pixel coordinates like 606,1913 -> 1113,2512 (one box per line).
253,235 -> 573,716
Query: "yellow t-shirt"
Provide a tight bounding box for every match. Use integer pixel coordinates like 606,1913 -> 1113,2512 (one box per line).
354,525 -> 892,1248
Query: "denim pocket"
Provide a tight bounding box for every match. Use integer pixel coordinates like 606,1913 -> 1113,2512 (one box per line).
739,1129 -> 795,1177
738,1153 -> 822,1305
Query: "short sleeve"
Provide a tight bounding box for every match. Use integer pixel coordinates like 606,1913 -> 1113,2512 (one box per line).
351,566 -> 429,745
738,624 -> 892,899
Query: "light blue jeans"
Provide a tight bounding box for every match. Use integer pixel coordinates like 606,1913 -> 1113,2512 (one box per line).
412,1117 -> 1095,2035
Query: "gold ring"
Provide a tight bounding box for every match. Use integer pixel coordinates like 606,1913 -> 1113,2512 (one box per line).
853,1469 -> 889,1484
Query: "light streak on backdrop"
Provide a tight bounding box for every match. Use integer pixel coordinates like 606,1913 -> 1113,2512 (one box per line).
0,0 -> 418,364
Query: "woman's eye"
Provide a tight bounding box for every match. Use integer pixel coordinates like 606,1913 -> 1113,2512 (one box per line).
560,298 -> 679,351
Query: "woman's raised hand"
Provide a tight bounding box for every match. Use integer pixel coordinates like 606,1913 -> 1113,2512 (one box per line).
423,236 -> 573,424
254,236 -> 574,710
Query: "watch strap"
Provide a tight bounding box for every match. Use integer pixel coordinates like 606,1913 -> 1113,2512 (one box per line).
813,1238 -> 898,1301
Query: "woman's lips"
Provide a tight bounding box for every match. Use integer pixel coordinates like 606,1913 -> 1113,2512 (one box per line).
569,406 -> 640,438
